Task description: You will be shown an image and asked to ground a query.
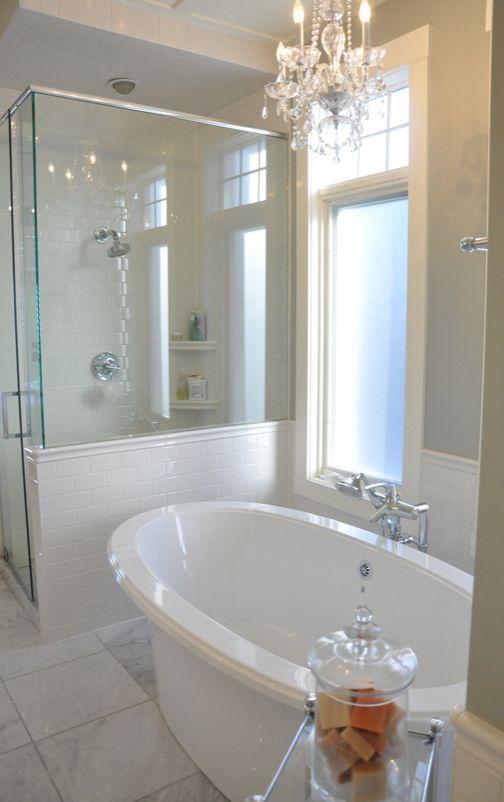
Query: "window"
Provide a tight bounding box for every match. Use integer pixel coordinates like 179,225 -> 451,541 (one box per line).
222,140 -> 267,210
325,195 -> 408,484
142,172 -> 167,229
295,27 -> 429,517
312,85 -> 410,187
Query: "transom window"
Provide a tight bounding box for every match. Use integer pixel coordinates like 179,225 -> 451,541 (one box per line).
222,140 -> 267,210
142,173 -> 167,229
313,83 -> 409,187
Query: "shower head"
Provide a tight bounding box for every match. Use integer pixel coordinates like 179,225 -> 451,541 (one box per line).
107,240 -> 131,258
94,226 -> 131,258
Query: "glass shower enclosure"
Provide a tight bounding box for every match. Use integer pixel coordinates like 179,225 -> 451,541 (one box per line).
0,87 -> 290,602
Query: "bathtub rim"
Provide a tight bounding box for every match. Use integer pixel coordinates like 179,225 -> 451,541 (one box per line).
108,501 -> 473,722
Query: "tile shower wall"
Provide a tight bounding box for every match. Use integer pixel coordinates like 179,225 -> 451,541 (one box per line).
27,421 -> 289,641
36,164 -> 142,446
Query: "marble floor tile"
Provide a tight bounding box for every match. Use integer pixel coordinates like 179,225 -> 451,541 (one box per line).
135,773 -> 228,802
37,700 -> 196,802
0,681 -> 30,754
0,589 -> 29,630
96,616 -> 150,648
6,650 -> 148,740
0,744 -> 61,802
0,621 -> 43,650
97,618 -> 156,697
0,631 -> 105,681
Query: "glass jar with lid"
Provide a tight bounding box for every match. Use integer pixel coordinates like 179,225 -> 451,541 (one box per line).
308,604 -> 417,802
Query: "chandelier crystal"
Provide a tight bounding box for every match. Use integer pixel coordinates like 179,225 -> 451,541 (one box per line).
263,0 -> 386,161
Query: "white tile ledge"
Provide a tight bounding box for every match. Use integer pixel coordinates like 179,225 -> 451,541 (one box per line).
452,708 -> 504,772
27,421 -> 294,463
422,448 -> 479,474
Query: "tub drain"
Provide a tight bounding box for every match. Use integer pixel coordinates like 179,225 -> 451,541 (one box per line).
358,560 -> 373,581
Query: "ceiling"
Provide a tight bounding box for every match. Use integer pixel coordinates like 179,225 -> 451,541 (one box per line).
136,0 -> 388,43
0,13 -> 272,117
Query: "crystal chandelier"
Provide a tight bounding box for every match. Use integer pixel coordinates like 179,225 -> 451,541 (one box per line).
263,0 -> 386,161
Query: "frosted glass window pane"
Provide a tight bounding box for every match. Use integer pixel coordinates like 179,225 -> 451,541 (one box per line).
362,96 -> 388,136
390,87 -> 409,127
223,177 -> 239,209
154,177 -> 166,201
242,172 -> 259,204
259,141 -> 267,168
388,126 -> 409,169
243,143 -> 260,173
223,150 -> 240,178
327,196 -> 408,483
259,168 -> 266,200
358,132 -> 387,176
154,199 -> 167,227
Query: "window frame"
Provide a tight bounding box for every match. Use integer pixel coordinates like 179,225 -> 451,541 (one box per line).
294,26 -> 430,522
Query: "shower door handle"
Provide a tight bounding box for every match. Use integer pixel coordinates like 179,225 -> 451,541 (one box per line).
1,391 -> 29,440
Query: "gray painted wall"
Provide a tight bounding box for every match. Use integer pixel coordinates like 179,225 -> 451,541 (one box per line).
372,0 -> 490,459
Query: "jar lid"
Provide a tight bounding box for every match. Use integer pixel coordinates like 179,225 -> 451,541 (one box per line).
308,604 -> 417,701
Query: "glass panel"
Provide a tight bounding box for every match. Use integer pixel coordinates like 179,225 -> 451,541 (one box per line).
362,95 -> 388,136
241,170 -> 259,204
223,176 -> 240,209
0,115 -> 35,599
326,197 -> 408,483
223,148 -> 240,179
390,87 -> 410,128
388,126 -> 409,169
31,94 -> 289,446
358,132 -> 387,176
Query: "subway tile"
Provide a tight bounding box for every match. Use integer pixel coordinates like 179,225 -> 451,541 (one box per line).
43,509 -> 78,531
123,481 -> 153,500
76,504 -> 109,524
106,467 -> 138,487
42,490 -> 93,515
90,453 -> 122,472
92,485 -> 123,506
57,457 -> 91,477
121,449 -> 151,468
108,499 -> 139,519
207,438 -> 233,455
75,472 -> 106,490
39,476 -> 75,496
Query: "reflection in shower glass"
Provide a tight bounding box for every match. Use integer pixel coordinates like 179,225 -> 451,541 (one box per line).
30,92 -> 289,447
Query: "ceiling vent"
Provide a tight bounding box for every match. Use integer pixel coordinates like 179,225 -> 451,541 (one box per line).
107,78 -> 137,96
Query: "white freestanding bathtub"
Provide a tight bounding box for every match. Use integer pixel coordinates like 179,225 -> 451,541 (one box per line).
108,501 -> 472,801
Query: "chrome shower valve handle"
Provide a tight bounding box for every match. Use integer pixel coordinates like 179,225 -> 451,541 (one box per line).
336,473 -> 429,551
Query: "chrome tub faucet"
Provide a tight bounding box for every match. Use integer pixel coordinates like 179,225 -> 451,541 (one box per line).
336,473 -> 429,552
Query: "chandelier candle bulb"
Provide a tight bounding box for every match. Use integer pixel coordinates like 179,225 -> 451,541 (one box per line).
359,0 -> 371,49
293,0 -> 305,46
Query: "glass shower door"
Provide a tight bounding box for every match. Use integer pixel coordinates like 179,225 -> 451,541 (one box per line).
0,115 -> 34,600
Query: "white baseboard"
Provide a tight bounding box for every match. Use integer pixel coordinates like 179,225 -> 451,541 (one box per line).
451,709 -> 504,802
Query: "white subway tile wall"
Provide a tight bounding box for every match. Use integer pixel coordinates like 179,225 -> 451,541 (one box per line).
29,422 -> 290,641
420,450 -> 478,574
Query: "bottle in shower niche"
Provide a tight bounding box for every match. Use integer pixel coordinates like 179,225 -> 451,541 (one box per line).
188,307 -> 207,341
176,375 -> 189,400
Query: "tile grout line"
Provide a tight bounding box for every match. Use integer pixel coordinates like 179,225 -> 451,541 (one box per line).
131,769 -> 204,802
33,697 -> 156,745
0,675 -> 64,802
0,642 -> 107,682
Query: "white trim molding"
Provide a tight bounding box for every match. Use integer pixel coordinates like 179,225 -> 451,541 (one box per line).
294,25 -> 431,522
452,709 -> 504,802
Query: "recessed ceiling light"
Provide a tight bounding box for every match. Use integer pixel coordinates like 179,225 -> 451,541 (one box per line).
107,78 -> 137,96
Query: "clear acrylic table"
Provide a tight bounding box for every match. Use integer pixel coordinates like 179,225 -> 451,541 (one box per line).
246,699 -> 444,802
